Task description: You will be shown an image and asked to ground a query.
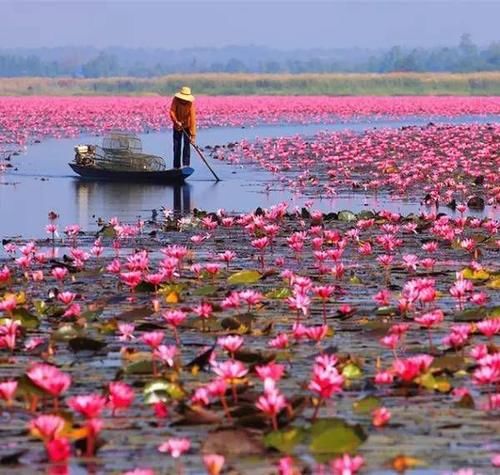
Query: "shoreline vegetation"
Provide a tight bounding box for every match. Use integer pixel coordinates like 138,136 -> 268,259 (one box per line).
1,72 -> 500,96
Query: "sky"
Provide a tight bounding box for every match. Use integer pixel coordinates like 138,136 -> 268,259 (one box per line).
1,0 -> 499,50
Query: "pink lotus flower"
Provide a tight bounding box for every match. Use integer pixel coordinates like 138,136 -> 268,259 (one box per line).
212,360 -> 248,382
158,437 -> 191,458
67,393 -> 106,419
476,319 -> 500,338
26,363 -> 71,397
373,289 -> 391,307
29,414 -> 65,441
255,379 -> 287,430
51,266 -> 68,281
46,437 -> 71,462
154,344 -> 177,367
108,381 -> 135,414
255,362 -> 285,381
330,454 -> 364,475
141,330 -> 164,349
269,333 -> 290,349
372,406 -> 391,427
218,335 -> 244,355
57,291 -> 76,305
118,322 -> 135,341
0,380 -> 17,405
192,301 -> 213,320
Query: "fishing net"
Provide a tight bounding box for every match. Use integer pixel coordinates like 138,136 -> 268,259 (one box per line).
74,132 -> 166,172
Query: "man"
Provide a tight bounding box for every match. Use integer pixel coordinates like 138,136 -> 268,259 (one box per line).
169,86 -> 196,169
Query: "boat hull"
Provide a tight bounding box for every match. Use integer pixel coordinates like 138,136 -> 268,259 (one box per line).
69,163 -> 194,183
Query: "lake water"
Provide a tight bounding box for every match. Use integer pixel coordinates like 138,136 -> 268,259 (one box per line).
1,115 -> 498,238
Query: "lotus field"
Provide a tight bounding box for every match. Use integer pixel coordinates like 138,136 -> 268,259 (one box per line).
0,96 -> 499,474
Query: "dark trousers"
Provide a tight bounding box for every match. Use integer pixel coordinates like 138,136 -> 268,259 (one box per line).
173,128 -> 191,168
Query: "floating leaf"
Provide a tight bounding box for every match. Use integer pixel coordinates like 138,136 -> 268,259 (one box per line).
174,405 -> 222,425
264,427 -> 306,453
338,210 -> 357,222
227,270 -> 261,285
342,363 -> 363,379
431,355 -> 465,373
117,306 -> 153,321
487,278 -> 500,290
349,275 -> 362,285
52,323 -> 82,341
417,372 -> 451,393
375,306 -> 397,316
453,307 -> 486,322
33,300 -> 48,316
309,418 -> 367,455
68,336 -> 106,352
265,287 -> 292,299
352,395 -> 381,414
125,359 -> 154,375
461,268 -> 490,281
202,429 -> 266,456
143,379 -> 184,403
193,285 -> 218,297
455,394 -> 475,409
185,346 -> 215,370
10,308 -> 40,329
135,281 -> 156,293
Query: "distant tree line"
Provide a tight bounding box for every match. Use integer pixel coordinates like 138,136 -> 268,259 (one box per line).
1,35 -> 499,77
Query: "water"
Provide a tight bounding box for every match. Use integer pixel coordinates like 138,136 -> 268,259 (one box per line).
1,115 -> 498,238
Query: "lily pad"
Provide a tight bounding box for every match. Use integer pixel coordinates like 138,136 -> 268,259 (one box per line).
10,307 -> 40,329
342,363 -> 363,379
352,395 -> 381,414
338,210 -> 357,222
193,285 -> 218,297
309,418 -> 367,455
202,429 -> 266,456
265,287 -> 292,299
68,336 -> 107,352
264,427 -> 306,453
227,270 -> 261,285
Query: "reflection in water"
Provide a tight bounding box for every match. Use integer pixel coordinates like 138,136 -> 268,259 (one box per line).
73,179 -> 192,226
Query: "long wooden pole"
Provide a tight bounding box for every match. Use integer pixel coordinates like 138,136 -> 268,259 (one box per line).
182,130 -> 221,182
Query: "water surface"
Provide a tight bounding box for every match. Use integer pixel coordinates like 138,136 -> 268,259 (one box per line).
1,115 -> 498,238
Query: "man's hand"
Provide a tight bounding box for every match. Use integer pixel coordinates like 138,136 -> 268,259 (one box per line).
190,137 -> 196,145
176,121 -> 182,129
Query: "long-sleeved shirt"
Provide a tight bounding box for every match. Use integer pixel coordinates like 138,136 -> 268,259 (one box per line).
169,97 -> 197,138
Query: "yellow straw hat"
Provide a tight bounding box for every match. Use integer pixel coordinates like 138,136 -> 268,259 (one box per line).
174,86 -> 195,102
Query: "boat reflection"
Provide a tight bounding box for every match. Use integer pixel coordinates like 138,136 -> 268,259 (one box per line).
73,180 -> 192,227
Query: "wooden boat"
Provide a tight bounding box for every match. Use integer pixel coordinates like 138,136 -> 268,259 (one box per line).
69,163 -> 194,183
69,131 -> 194,183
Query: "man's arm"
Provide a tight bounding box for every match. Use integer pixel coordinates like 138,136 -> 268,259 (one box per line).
189,103 -> 197,142
169,99 -> 181,127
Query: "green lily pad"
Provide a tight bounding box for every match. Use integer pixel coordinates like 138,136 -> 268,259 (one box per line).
453,307 -> 487,322
309,418 -> 367,455
352,395 -> 381,414
227,270 -> 261,285
144,379 -> 184,403
342,363 -> 363,379
10,308 -> 40,330
265,287 -> 292,299
193,285 -> 218,297
264,427 -> 306,453
124,359 -> 154,375
338,210 -> 357,222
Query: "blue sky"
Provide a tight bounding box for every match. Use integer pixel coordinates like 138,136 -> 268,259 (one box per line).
1,1 -> 499,50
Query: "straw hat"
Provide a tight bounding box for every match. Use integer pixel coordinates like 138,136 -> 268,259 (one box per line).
174,86 -> 195,102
